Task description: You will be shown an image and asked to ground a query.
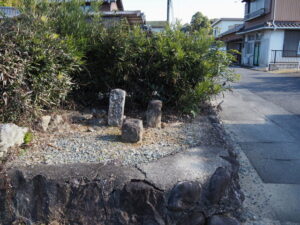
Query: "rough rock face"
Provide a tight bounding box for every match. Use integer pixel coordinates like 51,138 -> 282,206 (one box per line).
108,89 -> 126,127
146,100 -> 163,128
51,115 -> 64,127
208,215 -> 241,225
0,124 -> 28,158
0,163 -> 243,225
167,181 -> 201,211
36,115 -> 52,132
204,167 -> 232,205
122,119 -> 144,143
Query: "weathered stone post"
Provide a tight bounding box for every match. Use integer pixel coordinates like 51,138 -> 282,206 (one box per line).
121,119 -> 144,143
108,89 -> 126,127
146,100 -> 162,128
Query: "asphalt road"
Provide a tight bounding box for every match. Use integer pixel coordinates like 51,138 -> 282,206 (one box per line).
234,68 -> 300,115
219,68 -> 300,224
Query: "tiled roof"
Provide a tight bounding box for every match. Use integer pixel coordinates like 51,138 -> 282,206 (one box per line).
100,10 -> 145,25
274,21 -> 300,28
212,18 -> 244,27
219,24 -> 244,37
237,21 -> 300,34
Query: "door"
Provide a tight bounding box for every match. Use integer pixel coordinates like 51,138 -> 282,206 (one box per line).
253,42 -> 260,66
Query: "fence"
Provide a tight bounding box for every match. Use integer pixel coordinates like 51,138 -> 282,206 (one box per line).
271,50 -> 300,64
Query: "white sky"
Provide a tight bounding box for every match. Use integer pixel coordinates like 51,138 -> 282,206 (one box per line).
124,0 -> 244,24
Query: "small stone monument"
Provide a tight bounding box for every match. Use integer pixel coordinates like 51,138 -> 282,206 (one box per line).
121,119 -> 144,143
146,100 -> 162,128
108,89 -> 126,127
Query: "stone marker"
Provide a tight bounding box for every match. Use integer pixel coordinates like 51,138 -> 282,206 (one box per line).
146,100 -> 162,128
0,123 -> 28,158
108,89 -> 126,127
121,119 -> 143,143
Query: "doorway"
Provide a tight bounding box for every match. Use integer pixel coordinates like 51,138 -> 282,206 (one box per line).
253,42 -> 260,66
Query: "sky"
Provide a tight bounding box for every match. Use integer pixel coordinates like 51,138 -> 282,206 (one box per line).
124,0 -> 245,24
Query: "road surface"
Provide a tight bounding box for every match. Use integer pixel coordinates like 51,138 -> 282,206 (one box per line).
219,68 -> 300,224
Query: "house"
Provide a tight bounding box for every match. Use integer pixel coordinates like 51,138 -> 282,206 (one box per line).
212,18 -> 244,38
217,24 -> 245,64
220,0 -> 300,70
1,0 -> 145,26
146,21 -> 168,32
101,10 -> 145,27
87,0 -> 145,27
0,6 -> 20,18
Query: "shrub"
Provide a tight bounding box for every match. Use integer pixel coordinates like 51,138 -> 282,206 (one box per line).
81,25 -> 237,112
1,0 -> 237,123
24,132 -> 34,145
0,0 -> 105,124
0,16 -> 82,123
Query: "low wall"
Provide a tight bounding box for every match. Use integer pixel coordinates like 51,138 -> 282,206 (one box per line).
0,160 -> 243,225
269,62 -> 300,71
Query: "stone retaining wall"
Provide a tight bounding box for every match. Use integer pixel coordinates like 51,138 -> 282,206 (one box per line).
0,159 -> 243,225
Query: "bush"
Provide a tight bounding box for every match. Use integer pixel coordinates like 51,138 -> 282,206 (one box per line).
0,15 -> 82,123
1,0 -> 237,124
0,0 -> 103,124
82,24 -> 237,112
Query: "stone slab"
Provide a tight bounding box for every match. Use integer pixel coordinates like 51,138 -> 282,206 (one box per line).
139,146 -> 231,190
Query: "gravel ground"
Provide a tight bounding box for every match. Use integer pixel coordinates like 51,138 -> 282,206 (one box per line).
9,112 -> 225,167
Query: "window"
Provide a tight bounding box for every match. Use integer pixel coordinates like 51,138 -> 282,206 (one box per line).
283,31 -> 300,56
256,33 -> 263,41
245,42 -> 254,54
248,35 -> 255,41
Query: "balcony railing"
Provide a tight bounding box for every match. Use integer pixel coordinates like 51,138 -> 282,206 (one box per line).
245,8 -> 265,21
271,50 -> 300,64
0,7 -> 20,18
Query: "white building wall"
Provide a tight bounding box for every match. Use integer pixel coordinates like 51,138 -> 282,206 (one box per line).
241,30 -> 286,67
242,33 -> 256,66
213,20 -> 243,37
259,31 -> 271,67
151,27 -> 165,33
268,30 -> 285,55
267,30 -> 300,65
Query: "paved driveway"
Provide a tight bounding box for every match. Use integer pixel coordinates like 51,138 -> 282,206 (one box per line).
218,68 -> 300,224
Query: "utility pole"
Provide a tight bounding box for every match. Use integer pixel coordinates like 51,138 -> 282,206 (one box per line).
167,0 -> 171,23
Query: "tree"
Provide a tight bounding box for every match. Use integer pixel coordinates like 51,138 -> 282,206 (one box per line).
0,0 -> 21,6
190,12 -> 211,31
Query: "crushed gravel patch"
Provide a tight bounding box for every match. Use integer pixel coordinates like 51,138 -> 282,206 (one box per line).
9,113 -> 226,167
